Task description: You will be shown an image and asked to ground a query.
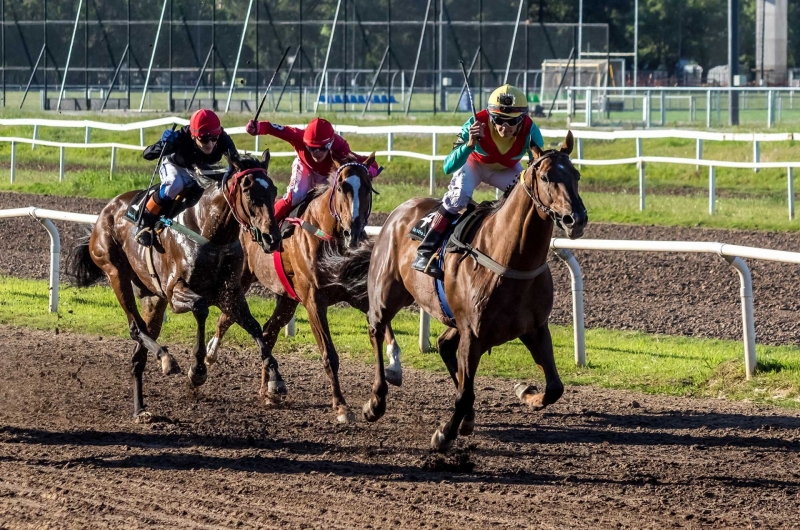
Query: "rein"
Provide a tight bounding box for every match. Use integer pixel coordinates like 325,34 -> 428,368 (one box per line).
222,166 -> 272,244
523,150 -> 566,223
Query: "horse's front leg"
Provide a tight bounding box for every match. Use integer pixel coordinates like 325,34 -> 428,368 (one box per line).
171,281 -> 210,387
436,328 -> 475,436
226,289 -> 287,401
431,332 -> 481,452
304,289 -> 353,423
516,324 -> 564,410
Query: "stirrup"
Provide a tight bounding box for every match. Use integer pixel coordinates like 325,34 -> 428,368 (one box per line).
135,227 -> 154,247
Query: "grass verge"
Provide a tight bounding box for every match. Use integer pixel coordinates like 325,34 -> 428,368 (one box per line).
3,275 -> 800,408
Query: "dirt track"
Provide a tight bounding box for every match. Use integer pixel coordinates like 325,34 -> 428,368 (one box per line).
2,191 -> 800,528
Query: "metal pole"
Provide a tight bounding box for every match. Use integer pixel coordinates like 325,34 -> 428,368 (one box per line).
709,166 -> 716,214
638,161 -> 646,210
59,146 -> 65,183
438,0 -> 445,111
274,46 -> 300,112
1,0 -> 4,107
788,167 -> 794,220
728,0 -> 739,124
504,0 -> 525,84
57,0 -> 84,112
126,0 -> 130,108
84,0 -> 88,107
429,133 -> 437,194
404,0 -> 433,116
633,0 -> 638,87
724,256 -> 756,379
361,45 -> 389,116
168,0 -> 173,111
138,0 -> 169,112
578,0 -> 583,60
313,0 -> 342,113
478,0 -> 483,108
453,47 -> 480,115
19,45 -> 46,109
188,46 -> 214,111
101,45 -> 129,111
343,0 -> 347,113
225,0 -> 255,113
212,2 -> 215,109
9,141 -> 15,183
43,0 -> 47,109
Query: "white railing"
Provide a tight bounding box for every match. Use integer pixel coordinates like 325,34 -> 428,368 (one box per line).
5,208 -> 800,380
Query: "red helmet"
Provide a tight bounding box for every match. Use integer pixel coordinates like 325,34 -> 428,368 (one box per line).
189,109 -> 222,137
303,118 -> 335,148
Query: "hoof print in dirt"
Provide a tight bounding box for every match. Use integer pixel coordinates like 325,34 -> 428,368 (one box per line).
422,448 -> 475,473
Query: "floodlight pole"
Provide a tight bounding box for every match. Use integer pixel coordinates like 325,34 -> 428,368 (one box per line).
56,0 -> 84,112
139,0 -> 169,112
633,0 -> 638,87
503,0 -> 525,84
225,0 -> 255,113
314,0 -> 342,113
578,0 -> 583,60
728,0 -> 739,125
405,0 -> 433,116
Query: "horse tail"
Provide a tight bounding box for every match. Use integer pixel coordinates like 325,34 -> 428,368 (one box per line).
318,239 -> 375,305
66,233 -> 104,287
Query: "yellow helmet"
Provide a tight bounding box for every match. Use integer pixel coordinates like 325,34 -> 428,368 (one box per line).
487,84 -> 528,118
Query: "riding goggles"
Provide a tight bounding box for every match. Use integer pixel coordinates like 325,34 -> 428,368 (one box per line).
490,114 -> 525,127
195,134 -> 220,144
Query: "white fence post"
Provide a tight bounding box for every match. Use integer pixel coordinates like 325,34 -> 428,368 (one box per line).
554,249 -> 585,367
585,88 -> 593,127
753,140 -> 760,174
644,91 -> 651,128
724,256 -> 757,379
32,125 -> 39,150
110,147 -> 117,180
429,133 -> 437,195
419,309 -> 430,353
789,167 -> 795,220
708,166 -> 716,214
635,137 -> 642,158
387,132 -> 393,161
255,135 -> 260,152
576,137 -> 584,169
767,90 -> 775,128
695,139 -> 703,170
706,90 -> 712,128
59,147 -> 65,183
285,316 -> 296,337
660,90 -> 666,126
85,126 -> 91,144
139,128 -> 145,147
10,142 -> 16,183
638,161 -> 646,211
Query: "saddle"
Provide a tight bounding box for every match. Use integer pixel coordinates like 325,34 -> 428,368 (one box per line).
124,181 -> 204,228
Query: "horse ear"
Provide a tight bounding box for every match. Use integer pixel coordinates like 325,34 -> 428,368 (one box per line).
561,131 -> 574,155
531,142 -> 544,159
365,152 -> 376,168
261,148 -> 271,169
333,158 -> 342,169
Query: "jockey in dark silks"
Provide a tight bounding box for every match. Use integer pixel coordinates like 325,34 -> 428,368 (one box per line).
136,109 -> 238,247
411,84 -> 545,279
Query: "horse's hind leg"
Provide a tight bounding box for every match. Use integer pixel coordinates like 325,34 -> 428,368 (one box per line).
260,296 -> 298,399
516,324 -> 564,410
383,324 -> 402,387
206,311 -> 235,365
130,294 -> 171,421
226,289 -> 287,401
170,281 -> 210,387
436,328 -> 475,436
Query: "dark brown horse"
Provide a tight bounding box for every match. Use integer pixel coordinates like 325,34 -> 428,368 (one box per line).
67,151 -> 283,422
328,132 -> 586,451
207,155 -> 402,423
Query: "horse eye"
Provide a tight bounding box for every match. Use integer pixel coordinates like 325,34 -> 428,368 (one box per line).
541,173 -> 549,183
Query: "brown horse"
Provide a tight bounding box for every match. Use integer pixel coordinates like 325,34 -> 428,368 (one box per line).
67,151 -> 284,422
328,131 -> 586,451
206,155 -> 402,423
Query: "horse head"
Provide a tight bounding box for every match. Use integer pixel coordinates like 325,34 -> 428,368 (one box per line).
223,149 -> 281,253
331,153 -> 378,249
525,131 -> 588,239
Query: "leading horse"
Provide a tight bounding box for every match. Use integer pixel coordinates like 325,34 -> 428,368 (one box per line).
67,151 -> 284,422
328,131 -> 587,451
207,155 -> 402,423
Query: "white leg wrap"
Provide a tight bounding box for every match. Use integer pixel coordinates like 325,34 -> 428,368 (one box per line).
385,342 -> 403,386
205,336 -> 220,364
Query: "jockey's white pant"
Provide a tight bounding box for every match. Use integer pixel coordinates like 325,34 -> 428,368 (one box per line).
158,159 -> 196,200
284,157 -> 328,204
442,157 -> 523,214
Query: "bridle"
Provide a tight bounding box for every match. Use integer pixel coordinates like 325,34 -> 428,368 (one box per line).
522,150 -> 585,226
222,166 -> 277,247
328,162 -> 375,226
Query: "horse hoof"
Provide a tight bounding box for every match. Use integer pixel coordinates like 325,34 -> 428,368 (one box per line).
336,406 -> 355,424
205,337 -> 219,365
263,392 -> 284,407
362,400 -> 384,423
267,380 -> 288,396
459,419 -> 475,436
514,383 -> 546,410
385,366 -> 403,387
188,365 -> 207,387
134,411 -> 153,424
160,354 -> 181,375
430,428 -> 452,453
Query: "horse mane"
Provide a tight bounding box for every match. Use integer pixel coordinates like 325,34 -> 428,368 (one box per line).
472,179 -> 515,216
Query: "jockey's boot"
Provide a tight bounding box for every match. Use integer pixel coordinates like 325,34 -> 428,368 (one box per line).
135,193 -> 172,247
411,207 -> 457,280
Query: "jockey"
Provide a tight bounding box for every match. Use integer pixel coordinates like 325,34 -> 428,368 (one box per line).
136,108 -> 239,246
411,84 -> 545,279
245,117 -> 380,223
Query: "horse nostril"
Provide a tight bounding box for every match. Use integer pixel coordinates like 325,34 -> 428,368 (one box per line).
562,214 -> 574,227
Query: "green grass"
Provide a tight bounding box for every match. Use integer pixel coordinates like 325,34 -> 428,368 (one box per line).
4,275 -> 800,408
